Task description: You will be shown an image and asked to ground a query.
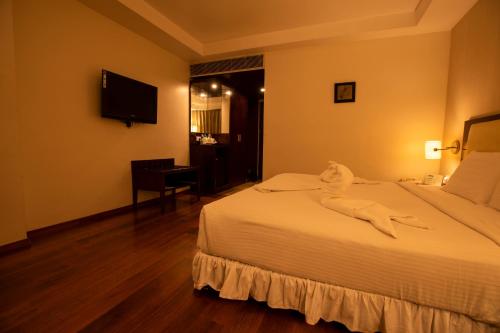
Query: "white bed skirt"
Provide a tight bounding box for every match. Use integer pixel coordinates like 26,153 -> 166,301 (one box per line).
192,251 -> 497,333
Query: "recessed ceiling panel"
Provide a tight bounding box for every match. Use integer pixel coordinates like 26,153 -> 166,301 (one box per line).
145,0 -> 420,42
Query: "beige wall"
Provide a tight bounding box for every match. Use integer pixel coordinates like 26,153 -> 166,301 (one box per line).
13,0 -> 189,230
440,0 -> 500,175
264,32 -> 450,180
0,0 -> 27,246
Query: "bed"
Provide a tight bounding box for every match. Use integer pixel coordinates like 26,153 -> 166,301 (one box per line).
192,114 -> 500,333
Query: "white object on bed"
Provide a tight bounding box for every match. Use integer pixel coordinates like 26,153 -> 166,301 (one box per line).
196,174 -> 500,330
319,161 -> 354,196
254,173 -> 323,192
255,162 -> 376,194
443,151 -> 500,204
489,181 -> 500,211
353,177 -> 380,184
320,196 -> 426,238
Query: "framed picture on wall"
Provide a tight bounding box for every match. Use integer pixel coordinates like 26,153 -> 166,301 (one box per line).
334,82 -> 356,103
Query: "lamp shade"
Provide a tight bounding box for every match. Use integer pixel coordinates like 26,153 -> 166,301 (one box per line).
425,140 -> 442,160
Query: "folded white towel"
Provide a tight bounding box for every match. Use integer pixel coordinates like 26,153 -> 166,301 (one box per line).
320,161 -> 354,197
320,196 -> 428,238
353,177 -> 381,185
254,173 -> 323,193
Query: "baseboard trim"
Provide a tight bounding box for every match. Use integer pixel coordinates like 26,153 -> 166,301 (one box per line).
0,238 -> 31,256
26,198 -> 162,240
1,199 -> 161,254
3,188 -> 194,254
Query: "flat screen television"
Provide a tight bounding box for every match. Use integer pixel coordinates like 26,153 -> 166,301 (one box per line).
101,70 -> 157,126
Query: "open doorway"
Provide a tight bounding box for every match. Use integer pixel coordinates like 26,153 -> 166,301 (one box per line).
189,69 -> 264,192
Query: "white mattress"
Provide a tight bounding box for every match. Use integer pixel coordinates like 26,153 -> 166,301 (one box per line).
197,174 -> 500,325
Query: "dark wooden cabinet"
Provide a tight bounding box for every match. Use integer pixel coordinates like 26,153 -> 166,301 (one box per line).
189,70 -> 264,190
190,144 -> 230,193
188,92 -> 257,193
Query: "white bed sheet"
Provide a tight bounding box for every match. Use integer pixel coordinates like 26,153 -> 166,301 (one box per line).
197,174 -> 500,325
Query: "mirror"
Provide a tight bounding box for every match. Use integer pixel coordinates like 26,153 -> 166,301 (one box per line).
190,81 -> 231,134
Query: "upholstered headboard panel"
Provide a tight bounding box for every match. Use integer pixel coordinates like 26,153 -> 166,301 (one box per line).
462,113 -> 500,160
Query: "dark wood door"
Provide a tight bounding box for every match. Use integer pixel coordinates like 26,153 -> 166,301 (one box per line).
229,92 -> 249,186
245,98 -> 264,181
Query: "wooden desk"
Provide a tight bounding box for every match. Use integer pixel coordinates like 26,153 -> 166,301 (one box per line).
131,159 -> 200,213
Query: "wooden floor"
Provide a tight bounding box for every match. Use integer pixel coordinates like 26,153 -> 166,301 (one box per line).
0,188 -> 352,333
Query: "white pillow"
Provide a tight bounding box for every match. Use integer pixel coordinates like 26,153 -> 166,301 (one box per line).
489,181 -> 500,210
443,151 -> 500,204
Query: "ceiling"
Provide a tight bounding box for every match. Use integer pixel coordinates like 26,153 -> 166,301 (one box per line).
144,0 -> 419,43
79,0 -> 478,61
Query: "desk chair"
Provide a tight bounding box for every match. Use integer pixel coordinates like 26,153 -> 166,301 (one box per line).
131,158 -> 199,213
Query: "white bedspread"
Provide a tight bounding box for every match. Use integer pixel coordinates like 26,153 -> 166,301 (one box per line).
400,182 -> 500,245
197,174 -> 500,325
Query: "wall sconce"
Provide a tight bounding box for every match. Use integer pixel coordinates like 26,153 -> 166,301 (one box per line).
436,140 -> 461,154
425,140 -> 461,160
425,141 -> 442,159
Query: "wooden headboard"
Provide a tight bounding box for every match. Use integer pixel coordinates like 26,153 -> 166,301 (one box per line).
461,113 -> 500,160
